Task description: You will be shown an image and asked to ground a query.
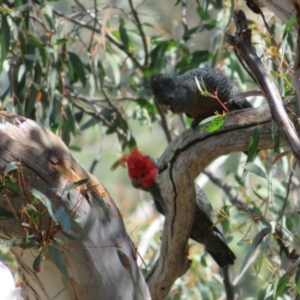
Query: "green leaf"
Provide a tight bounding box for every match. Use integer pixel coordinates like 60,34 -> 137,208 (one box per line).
282,15 -> 296,41
63,178 -> 88,192
231,212 -> 252,224
296,268 -> 300,294
0,14 -> 10,72
117,249 -> 132,271
48,245 -> 69,282
5,181 -> 22,196
23,239 -> 40,249
24,54 -> 41,61
80,117 -> 99,131
119,18 -> 129,52
26,204 -> 42,219
252,188 -> 267,202
238,227 -> 271,279
54,206 -> 71,233
246,126 -> 259,163
56,38 -> 68,46
33,253 -> 44,273
61,230 -> 79,241
69,145 -> 81,152
68,52 -> 86,87
272,121 -> 281,153
196,6 -> 210,21
18,64 -> 26,82
29,187 -> 57,222
275,271 -> 292,298
200,115 -> 224,132
255,235 -> 270,277
4,162 -> 18,176
93,193 -> 110,222
0,238 -> 25,250
243,162 -> 268,180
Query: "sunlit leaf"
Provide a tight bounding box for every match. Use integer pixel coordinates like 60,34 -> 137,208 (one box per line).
29,187 -> 57,222
4,161 -> 18,176
243,162 -> 268,180
200,115 -> 224,132
63,178 -> 88,192
18,64 -> 26,82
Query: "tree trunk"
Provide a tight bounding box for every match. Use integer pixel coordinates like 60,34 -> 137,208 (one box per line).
0,113 -> 150,300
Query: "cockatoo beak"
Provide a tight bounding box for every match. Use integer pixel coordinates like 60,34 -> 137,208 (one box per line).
131,179 -> 142,188
159,104 -> 170,114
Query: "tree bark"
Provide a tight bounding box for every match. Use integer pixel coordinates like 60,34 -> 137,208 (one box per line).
0,113 -> 150,300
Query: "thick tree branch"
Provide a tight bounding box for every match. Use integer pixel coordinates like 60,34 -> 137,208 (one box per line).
252,0 -> 294,24
225,9 -> 300,166
145,105 -> 290,299
0,113 -> 150,300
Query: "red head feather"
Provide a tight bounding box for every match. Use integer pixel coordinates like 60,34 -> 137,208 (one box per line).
121,148 -> 157,189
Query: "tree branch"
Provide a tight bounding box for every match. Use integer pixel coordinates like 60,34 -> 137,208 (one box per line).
145,105 -> 294,299
0,112 -> 150,299
128,0 -> 149,66
225,9 -> 300,166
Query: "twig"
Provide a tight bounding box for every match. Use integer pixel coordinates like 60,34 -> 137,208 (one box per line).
51,6 -> 144,71
154,99 -> 172,143
87,0 -> 98,53
203,171 -> 270,228
225,9 -> 300,166
69,95 -> 130,146
89,124 -> 104,174
181,0 -> 189,42
128,0 -> 149,66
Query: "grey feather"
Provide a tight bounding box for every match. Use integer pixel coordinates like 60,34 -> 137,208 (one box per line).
144,178 -> 235,268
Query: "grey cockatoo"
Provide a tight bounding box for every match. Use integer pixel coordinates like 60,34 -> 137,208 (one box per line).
151,68 -> 252,128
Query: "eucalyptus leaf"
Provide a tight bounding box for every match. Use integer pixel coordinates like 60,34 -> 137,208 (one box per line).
48,245 -> 69,282
29,187 -> 57,222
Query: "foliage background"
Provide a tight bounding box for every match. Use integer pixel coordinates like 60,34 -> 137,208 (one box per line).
0,0 -> 299,298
